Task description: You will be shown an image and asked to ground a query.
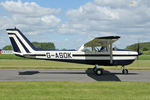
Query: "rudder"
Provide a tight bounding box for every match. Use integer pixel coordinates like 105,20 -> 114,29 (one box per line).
6,28 -> 36,55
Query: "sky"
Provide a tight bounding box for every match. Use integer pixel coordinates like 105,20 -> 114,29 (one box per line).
0,0 -> 150,50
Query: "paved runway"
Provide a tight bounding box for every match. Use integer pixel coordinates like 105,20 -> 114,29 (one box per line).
0,69 -> 150,82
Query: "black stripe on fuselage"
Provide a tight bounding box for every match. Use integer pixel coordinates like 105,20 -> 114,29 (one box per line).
73,54 -> 138,57
28,58 -> 135,66
52,59 -> 135,66
24,54 -> 46,56
25,54 -> 137,57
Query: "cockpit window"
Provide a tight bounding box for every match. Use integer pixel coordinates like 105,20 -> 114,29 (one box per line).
99,46 -> 108,52
82,46 -> 108,53
82,47 -> 92,53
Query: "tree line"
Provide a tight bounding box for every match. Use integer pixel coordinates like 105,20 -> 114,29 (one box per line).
126,42 -> 150,54
2,42 -> 55,50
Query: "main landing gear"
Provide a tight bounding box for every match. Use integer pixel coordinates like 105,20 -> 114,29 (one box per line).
93,64 -> 104,76
93,65 -> 129,76
122,65 -> 128,74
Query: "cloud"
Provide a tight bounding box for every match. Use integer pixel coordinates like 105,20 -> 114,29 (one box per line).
94,0 -> 132,8
41,15 -> 60,25
63,0 -> 150,34
0,0 -> 61,16
0,0 -> 61,35
0,0 -> 150,49
58,0 -> 150,47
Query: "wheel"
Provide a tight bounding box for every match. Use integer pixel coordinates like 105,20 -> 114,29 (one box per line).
93,67 -> 97,72
122,69 -> 128,74
95,68 -> 103,76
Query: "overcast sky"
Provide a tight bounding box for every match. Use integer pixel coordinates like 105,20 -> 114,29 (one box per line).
0,0 -> 150,49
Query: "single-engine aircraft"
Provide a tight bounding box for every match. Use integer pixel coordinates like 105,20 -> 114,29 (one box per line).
6,28 -> 142,76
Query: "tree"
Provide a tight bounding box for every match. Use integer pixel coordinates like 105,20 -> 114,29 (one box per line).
2,45 -> 12,50
32,42 -> 55,49
2,42 -> 55,50
143,47 -> 148,51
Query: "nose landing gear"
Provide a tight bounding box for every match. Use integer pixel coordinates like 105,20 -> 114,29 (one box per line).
122,65 -> 128,74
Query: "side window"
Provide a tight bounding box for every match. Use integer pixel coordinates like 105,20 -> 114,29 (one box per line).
82,47 -> 92,53
99,46 -> 108,52
82,46 -> 109,53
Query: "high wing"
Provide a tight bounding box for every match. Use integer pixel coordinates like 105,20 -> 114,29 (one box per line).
84,36 -> 120,47
80,36 -> 120,64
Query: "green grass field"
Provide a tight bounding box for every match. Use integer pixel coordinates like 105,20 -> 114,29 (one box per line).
0,55 -> 150,100
0,81 -> 150,100
0,54 -> 28,60
138,55 -> 150,60
0,59 -> 150,70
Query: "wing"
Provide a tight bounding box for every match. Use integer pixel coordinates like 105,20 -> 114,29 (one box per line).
84,36 -> 120,47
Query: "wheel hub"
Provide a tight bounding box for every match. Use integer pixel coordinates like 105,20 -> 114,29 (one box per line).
97,70 -> 101,75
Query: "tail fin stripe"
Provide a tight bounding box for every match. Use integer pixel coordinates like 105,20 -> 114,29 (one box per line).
9,35 -> 26,53
9,37 -> 21,53
8,33 -> 15,35
8,33 -> 30,53
8,30 -> 35,52
15,35 -> 30,53
17,30 -> 36,50
7,29 -> 36,55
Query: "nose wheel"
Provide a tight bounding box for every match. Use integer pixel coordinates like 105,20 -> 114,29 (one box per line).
122,65 -> 128,74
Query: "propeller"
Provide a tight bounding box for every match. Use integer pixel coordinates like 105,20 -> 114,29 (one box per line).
137,42 -> 142,60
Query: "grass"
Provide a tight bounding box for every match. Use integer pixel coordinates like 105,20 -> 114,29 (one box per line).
0,55 -> 150,100
0,54 -> 28,60
143,51 -> 150,55
0,59 -> 150,70
0,59 -> 92,69
138,55 -> 150,60
0,81 -> 150,100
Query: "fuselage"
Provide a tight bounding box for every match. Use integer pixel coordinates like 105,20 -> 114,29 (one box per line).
20,49 -> 138,66
6,28 -> 139,66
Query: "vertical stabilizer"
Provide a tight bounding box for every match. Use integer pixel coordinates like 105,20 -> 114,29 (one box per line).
6,28 -> 36,55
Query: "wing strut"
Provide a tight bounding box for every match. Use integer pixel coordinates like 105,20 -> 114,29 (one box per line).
110,41 -> 113,64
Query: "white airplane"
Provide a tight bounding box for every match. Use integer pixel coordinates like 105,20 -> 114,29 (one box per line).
6,28 -> 142,76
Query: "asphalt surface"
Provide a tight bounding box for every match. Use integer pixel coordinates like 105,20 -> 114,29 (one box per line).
0,69 -> 150,82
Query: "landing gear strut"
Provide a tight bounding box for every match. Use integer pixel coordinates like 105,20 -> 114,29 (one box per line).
93,64 -> 103,76
122,65 -> 128,74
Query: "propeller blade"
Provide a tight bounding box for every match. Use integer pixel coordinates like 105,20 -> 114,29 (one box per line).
137,43 -> 140,55
137,42 -> 143,60
137,42 -> 140,60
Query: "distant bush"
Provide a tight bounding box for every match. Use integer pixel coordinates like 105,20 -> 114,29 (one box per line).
2,45 -> 13,50
126,42 -> 150,54
32,42 -> 55,49
2,42 -> 55,50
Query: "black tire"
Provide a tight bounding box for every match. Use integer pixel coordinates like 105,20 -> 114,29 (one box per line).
122,69 -> 128,74
95,68 -> 103,76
